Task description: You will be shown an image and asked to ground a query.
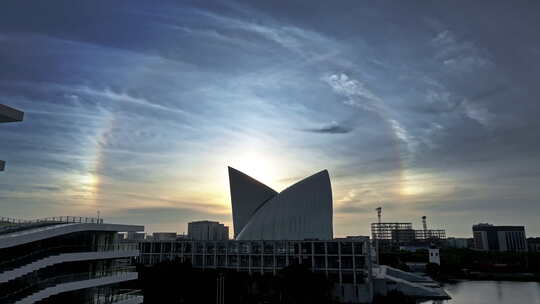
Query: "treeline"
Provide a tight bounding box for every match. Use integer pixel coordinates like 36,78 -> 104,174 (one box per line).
136,260 -> 335,304
380,248 -> 540,280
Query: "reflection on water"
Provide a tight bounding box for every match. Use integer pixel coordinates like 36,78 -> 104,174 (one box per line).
422,281 -> 540,304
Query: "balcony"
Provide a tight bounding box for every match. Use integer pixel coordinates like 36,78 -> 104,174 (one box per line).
1,267 -> 138,304
0,243 -> 138,283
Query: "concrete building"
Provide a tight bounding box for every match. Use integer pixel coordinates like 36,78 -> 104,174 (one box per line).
229,167 -> 333,240
138,238 -> 373,302
188,221 -> 229,241
473,223 -> 527,252
0,104 -> 24,172
0,216 -> 144,304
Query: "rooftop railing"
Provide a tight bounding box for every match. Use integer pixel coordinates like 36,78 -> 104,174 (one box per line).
0,216 -> 104,236
0,216 -> 104,225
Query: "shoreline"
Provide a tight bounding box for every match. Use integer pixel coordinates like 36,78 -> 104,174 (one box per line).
439,272 -> 540,283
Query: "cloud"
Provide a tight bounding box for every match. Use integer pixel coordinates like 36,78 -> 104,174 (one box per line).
462,99 -> 495,128
323,73 -> 381,110
302,121 -> 353,134
431,29 -> 493,71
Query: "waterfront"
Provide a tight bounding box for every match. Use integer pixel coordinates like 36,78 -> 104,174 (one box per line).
424,281 -> 540,304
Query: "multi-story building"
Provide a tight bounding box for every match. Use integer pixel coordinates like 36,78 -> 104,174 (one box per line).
187,221 -> 229,241
371,222 -> 446,251
473,223 -> 527,252
139,238 -> 371,282
0,216 -> 144,304
0,104 -> 24,171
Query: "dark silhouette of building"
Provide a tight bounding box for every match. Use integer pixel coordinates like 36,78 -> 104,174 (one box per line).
473,223 -> 527,252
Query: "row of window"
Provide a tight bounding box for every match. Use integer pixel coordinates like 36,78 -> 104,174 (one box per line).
139,240 -> 366,255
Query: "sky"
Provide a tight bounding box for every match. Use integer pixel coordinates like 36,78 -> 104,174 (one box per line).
1,1 -> 540,237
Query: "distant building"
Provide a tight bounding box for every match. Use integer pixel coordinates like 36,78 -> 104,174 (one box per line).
371,222 -> 446,252
445,237 -> 471,249
0,104 -> 24,171
428,248 -> 440,265
126,231 -> 146,241
152,232 -> 177,241
473,223 -> 527,252
188,221 -> 229,240
527,237 -> 540,253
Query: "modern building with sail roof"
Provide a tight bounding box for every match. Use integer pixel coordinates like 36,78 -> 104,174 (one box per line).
228,167 -> 333,240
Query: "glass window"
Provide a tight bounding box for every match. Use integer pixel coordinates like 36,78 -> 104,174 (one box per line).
216,255 -> 226,266
251,255 -> 261,268
263,256 -> 274,267
276,256 -> 286,267
194,255 -> 203,266
227,255 -> 238,266
314,242 -> 326,254
251,242 -> 261,254
263,242 -> 274,254
328,256 -> 339,269
315,256 -> 326,269
327,242 -> 338,255
184,242 -> 192,254
240,255 -> 249,267
341,256 -> 353,269
206,242 -> 215,254
354,257 -> 365,269
195,242 -> 204,254
205,255 -> 214,266
353,242 -> 364,255
301,242 -> 312,254
340,242 -> 353,255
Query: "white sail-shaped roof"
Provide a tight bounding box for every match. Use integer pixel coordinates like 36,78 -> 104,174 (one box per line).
229,168 -> 333,240
228,167 -> 278,238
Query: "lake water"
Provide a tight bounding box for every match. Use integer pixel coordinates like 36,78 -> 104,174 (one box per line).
423,281 -> 540,304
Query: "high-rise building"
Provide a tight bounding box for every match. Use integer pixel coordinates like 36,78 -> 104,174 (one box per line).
0,104 -> 24,171
188,221 -> 229,241
473,223 -> 527,252
0,216 -> 144,304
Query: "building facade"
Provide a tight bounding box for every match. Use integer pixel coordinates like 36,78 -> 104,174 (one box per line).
527,237 -> 540,253
0,104 -> 24,171
0,216 -> 144,304
229,167 -> 333,240
188,221 -> 229,241
473,223 -> 527,252
138,238 -> 371,285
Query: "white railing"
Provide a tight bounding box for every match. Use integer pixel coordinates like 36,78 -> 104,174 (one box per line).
0,216 -> 104,225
